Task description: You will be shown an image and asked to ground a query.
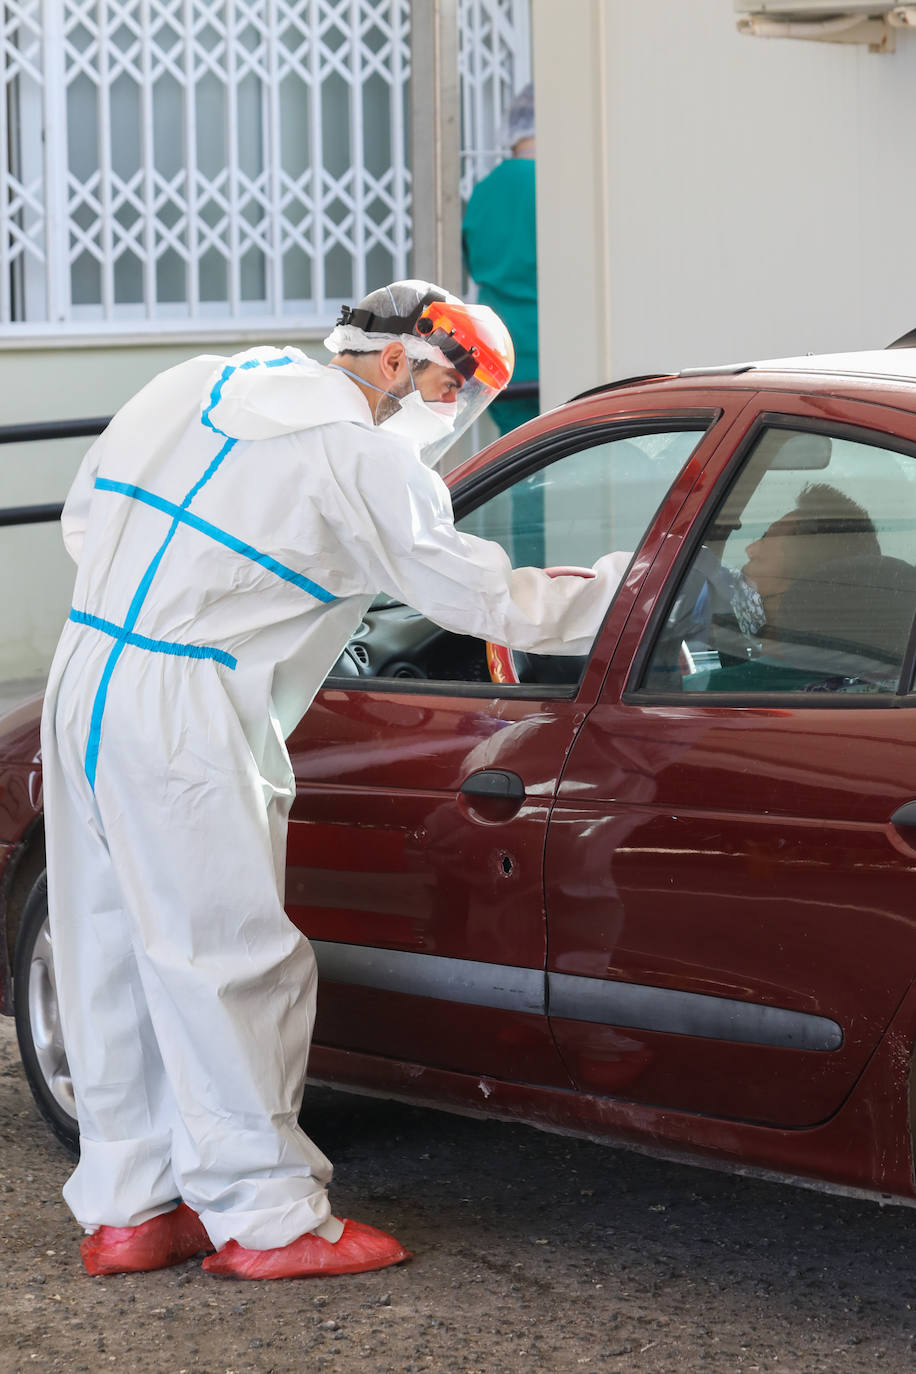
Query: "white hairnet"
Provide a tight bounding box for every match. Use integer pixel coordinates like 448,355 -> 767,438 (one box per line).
324,279 -> 460,367
502,83 -> 534,150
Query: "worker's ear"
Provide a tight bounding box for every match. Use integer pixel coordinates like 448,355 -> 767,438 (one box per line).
378,341 -> 407,384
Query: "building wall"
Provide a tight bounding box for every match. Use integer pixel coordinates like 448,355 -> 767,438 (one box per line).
533,0 -> 916,410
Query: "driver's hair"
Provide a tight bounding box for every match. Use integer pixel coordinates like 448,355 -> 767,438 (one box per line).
769,483 -> 880,620
788,483 -> 879,548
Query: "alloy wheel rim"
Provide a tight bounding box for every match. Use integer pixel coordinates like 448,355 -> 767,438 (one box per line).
27,918 -> 76,1120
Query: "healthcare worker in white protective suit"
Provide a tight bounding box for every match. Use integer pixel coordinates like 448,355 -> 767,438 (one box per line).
41,279 -> 631,1281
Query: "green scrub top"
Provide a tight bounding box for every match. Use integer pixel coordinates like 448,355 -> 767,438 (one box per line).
462,157 -> 538,434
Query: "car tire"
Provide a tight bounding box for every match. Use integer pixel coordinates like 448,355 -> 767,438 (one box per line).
12,870 -> 79,1154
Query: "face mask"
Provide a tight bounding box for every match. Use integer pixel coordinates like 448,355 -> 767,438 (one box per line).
379,389 -> 457,447
730,570 -> 766,637
333,358 -> 458,458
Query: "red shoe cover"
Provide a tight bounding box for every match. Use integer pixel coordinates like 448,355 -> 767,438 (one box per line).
81,1202 -> 214,1276
201,1218 -> 412,1280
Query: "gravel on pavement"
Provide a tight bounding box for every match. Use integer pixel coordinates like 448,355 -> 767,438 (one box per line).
3,1016 -> 916,1373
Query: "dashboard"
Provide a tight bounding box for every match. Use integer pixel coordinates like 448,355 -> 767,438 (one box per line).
328,601 -> 585,688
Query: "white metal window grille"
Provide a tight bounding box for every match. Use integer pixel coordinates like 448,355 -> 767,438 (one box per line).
458,0 -> 531,202
0,0 -> 528,333
2,0 -> 45,324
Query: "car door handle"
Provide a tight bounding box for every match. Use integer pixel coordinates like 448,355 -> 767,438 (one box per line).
891,800 -> 916,828
460,770 -> 526,801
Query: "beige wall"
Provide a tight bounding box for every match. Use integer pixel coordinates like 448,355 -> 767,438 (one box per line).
533,0 -> 916,411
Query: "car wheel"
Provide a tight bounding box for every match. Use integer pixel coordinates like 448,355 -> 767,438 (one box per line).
12,871 -> 79,1154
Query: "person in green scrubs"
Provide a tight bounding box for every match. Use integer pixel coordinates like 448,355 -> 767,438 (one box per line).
462,83 -> 538,436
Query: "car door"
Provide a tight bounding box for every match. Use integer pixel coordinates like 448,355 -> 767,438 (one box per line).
284,406 -> 729,1085
545,393 -> 916,1128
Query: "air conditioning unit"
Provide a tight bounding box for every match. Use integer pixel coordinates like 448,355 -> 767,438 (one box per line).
734,2 -> 916,47
736,0 -> 891,11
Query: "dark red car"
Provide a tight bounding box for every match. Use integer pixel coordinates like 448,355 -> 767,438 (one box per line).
5,351 -> 916,1210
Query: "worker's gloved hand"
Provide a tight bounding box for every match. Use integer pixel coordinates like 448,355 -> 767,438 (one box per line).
202,1217 -> 411,1279
81,1202 -> 214,1276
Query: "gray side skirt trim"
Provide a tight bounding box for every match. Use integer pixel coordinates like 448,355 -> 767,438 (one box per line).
311,941 -> 842,1052
548,972 -> 843,1052
311,940 -> 544,1016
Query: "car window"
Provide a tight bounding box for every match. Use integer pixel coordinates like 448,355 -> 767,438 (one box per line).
457,430 -> 702,570
340,427 -> 705,690
639,426 -> 916,697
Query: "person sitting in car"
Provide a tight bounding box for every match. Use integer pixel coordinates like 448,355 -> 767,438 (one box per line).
686,484 -> 890,693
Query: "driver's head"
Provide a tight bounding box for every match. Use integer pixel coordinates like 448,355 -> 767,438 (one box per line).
743,483 -> 879,618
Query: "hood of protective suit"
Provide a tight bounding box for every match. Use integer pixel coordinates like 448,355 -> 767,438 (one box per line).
202,346 -> 373,441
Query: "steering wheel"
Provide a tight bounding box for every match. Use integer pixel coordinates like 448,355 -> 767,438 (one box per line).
486,566 -> 597,685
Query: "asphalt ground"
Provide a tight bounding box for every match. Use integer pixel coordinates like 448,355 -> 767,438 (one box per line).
3,1015 -> 916,1374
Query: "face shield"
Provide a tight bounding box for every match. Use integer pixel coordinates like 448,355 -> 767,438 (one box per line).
326,287 -> 515,467
391,300 -> 515,468
377,370 -> 504,469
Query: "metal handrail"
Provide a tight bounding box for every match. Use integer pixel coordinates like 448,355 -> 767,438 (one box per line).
0,380 -> 541,528
1,504 -> 66,527
0,417 -> 110,528
0,417 -> 111,444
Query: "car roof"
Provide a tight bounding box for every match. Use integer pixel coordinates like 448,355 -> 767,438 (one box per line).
695,348 -> 916,384
674,349 -> 916,387
565,350 -> 916,407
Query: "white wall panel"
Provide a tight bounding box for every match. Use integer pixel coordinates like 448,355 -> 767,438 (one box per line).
534,0 -> 916,400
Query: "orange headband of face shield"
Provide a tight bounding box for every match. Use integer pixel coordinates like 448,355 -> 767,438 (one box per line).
415,302 -> 515,391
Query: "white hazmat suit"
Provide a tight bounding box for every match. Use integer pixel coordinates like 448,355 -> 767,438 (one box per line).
41,346 -> 627,1249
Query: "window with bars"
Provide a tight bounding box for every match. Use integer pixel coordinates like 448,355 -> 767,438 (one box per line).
0,0 -> 529,334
